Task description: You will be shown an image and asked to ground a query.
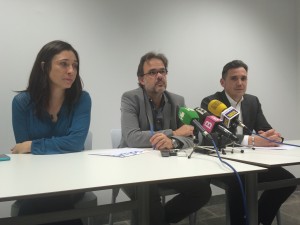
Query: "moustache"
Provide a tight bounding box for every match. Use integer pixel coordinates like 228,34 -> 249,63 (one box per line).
155,81 -> 166,86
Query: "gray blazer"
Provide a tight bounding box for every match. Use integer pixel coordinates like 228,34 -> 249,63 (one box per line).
119,87 -> 193,148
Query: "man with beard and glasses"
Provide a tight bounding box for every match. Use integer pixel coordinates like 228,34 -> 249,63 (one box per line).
119,52 -> 211,225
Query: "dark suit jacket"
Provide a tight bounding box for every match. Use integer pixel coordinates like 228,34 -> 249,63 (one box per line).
201,90 -> 272,144
119,87 -> 193,148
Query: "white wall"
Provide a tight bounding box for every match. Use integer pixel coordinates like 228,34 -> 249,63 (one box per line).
298,0 -> 300,111
0,0 -> 299,217
0,0 -> 299,151
288,0 -> 300,186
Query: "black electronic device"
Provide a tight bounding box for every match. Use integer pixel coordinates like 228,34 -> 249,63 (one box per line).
161,150 -> 170,157
169,149 -> 178,156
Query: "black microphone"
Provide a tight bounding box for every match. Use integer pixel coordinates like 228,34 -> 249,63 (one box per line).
178,107 -> 213,141
194,107 -> 239,142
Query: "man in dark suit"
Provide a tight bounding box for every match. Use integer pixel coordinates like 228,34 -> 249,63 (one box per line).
119,52 -> 211,225
201,60 -> 296,225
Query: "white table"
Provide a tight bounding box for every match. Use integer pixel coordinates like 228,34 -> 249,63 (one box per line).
207,140 -> 300,224
0,149 -> 266,225
217,140 -> 300,167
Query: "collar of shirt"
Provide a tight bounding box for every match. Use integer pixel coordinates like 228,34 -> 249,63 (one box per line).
148,94 -> 165,131
148,94 -> 165,110
224,92 -> 244,108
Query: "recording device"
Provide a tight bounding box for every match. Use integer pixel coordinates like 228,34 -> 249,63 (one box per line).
170,149 -> 178,156
178,107 -> 212,140
193,146 -> 215,155
194,107 -> 238,141
207,100 -> 247,129
160,150 -> 177,157
161,150 -> 170,157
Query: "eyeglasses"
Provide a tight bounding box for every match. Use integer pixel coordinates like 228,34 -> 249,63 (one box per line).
143,69 -> 168,77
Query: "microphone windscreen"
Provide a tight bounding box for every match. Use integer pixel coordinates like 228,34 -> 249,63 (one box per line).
194,107 -> 210,123
208,100 -> 227,117
178,107 -> 199,125
202,115 -> 221,133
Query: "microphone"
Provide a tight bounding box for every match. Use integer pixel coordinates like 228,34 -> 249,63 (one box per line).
178,107 -> 212,140
207,100 -> 247,129
194,107 -> 239,142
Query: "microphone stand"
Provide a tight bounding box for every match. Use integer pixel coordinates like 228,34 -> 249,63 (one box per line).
188,136 -> 199,159
217,133 -> 227,155
217,134 -> 245,154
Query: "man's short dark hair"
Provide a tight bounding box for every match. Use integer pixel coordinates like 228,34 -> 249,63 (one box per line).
222,60 -> 248,79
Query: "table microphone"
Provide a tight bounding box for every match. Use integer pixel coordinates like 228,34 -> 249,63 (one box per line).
178,107 -> 212,141
208,100 -> 247,130
194,107 -> 238,142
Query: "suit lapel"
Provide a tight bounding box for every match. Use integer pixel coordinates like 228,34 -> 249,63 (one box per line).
163,97 -> 171,129
241,96 -> 250,132
142,89 -> 154,128
220,91 -> 231,108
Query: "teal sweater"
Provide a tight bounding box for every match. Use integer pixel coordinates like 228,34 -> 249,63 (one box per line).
12,91 -> 91,154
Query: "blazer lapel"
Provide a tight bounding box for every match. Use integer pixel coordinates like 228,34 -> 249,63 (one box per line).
220,91 -> 231,108
241,98 -> 251,133
163,99 -> 171,129
142,90 -> 154,128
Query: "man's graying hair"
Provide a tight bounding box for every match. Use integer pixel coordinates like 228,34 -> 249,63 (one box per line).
137,52 -> 168,88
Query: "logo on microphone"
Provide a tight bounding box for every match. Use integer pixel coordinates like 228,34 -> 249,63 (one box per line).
203,120 -> 213,129
221,107 -> 240,128
195,107 -> 207,115
179,111 -> 185,121
202,116 -> 216,133
225,109 -> 239,118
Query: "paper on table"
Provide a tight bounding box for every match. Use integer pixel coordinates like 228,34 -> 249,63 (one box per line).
225,144 -> 296,151
252,145 -> 296,150
88,148 -> 146,158
227,145 -> 297,151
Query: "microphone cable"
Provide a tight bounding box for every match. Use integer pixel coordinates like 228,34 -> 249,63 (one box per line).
242,126 -> 300,148
204,138 -> 249,225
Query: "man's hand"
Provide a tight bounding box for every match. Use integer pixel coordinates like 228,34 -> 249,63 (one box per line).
173,125 -> 194,137
150,133 -> 173,150
252,129 -> 282,147
11,141 -> 32,154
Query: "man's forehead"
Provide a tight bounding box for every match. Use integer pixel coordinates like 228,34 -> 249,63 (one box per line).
227,67 -> 247,76
145,58 -> 163,65
144,59 -> 165,69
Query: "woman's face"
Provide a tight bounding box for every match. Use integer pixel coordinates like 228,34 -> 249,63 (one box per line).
48,50 -> 78,90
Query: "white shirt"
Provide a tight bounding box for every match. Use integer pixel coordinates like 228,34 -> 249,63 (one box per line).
224,92 -> 249,146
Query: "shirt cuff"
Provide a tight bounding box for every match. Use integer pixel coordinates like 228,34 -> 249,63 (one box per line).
241,135 -> 250,146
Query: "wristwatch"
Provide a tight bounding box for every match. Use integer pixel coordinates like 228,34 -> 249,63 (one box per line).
171,138 -> 181,149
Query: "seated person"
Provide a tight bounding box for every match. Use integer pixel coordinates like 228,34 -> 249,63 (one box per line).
119,52 -> 211,225
11,40 -> 91,225
201,59 -> 296,225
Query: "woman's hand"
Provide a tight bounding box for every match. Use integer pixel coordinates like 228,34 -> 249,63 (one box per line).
11,141 -> 32,154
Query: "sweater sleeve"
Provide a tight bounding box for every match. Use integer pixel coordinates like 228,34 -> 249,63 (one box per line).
12,92 -> 31,143
31,92 -> 92,155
